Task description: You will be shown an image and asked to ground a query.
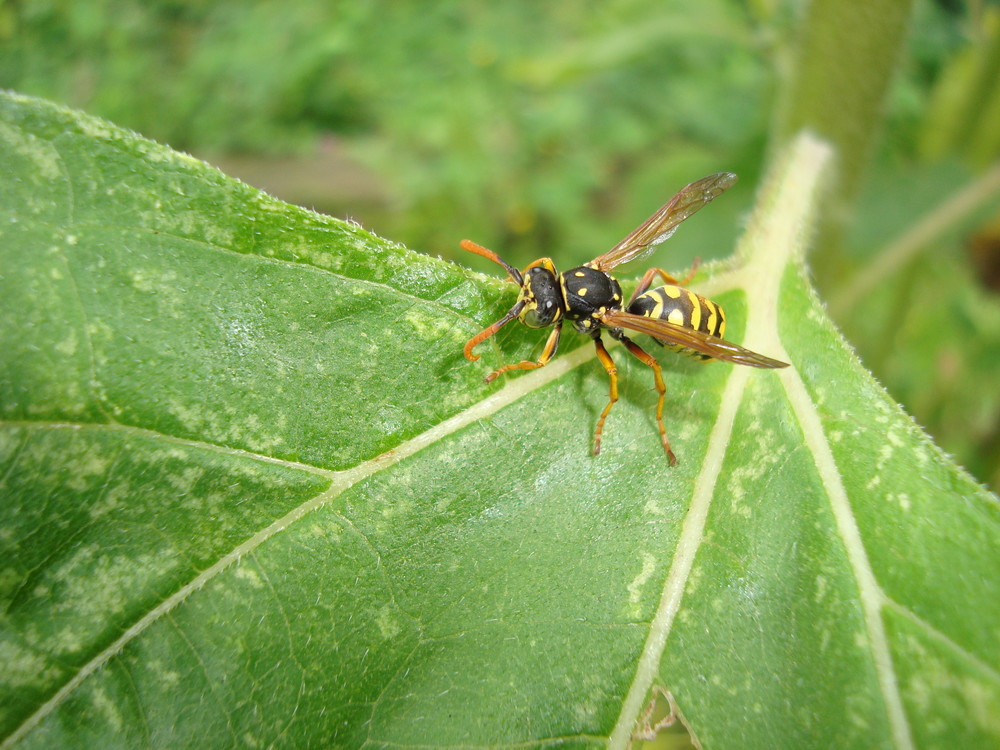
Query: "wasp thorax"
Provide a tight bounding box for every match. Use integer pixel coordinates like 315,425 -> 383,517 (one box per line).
560,265 -> 623,321
517,266 -> 562,328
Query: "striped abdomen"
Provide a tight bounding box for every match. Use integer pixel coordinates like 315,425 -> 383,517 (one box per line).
627,285 -> 726,360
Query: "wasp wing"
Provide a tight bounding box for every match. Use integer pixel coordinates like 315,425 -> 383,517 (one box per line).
603,309 -> 789,369
590,172 -> 738,272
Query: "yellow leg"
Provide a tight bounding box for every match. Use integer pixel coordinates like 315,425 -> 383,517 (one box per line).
621,336 -> 676,464
676,257 -> 701,286
485,323 -> 562,383
592,337 -> 619,455
464,302 -> 527,362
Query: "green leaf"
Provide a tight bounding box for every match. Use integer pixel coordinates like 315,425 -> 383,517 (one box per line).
2,93 -> 998,749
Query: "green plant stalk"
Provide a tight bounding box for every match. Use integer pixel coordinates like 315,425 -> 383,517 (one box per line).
772,0 -> 915,258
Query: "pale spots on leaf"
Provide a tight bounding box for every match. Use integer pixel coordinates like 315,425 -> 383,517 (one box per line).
88,478 -> 131,520
74,114 -> 114,141
642,496 -> 668,516
726,456 -> 781,518
901,632 -> 1000,739
148,446 -> 192,463
86,319 -> 114,352
378,494 -> 417,522
166,399 -> 287,453
294,243 -> 340,272
675,421 -> 697,443
684,564 -> 703,596
433,494 -> 455,514
376,605 -> 401,639
626,551 -> 657,618
304,521 -> 343,543
148,658 -> 181,688
725,380 -> 788,516
889,492 -> 912,512
403,308 -> 466,346
864,431 -> 901,492
234,564 -> 265,589
815,574 -> 828,603
62,447 -> 113,493
130,268 -> 177,295
224,460 -> 269,482
0,119 -> 62,180
373,409 -> 402,437
0,640 -> 61,691
708,673 -> 739,697
90,684 -> 123,733
23,381 -> 87,417
49,624 -> 84,654
165,466 -> 206,495
220,315 -> 261,359
44,548 -> 181,655
54,331 -> 78,357
570,673 -> 608,725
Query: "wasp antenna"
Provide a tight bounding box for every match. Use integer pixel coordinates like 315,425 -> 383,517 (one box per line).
460,239 -> 523,284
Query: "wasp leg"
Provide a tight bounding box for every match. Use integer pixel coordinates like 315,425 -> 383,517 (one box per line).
485,322 -> 562,384
676,257 -> 701,286
592,336 -> 618,455
619,334 -> 676,464
464,300 -> 527,361
627,261 -> 701,305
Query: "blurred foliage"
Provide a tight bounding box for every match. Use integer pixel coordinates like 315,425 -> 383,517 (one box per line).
1,0 -> 999,488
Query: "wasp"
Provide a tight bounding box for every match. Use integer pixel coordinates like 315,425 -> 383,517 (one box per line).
462,172 -> 789,464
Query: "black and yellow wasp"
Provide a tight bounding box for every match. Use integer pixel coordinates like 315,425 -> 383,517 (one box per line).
461,172 -> 789,464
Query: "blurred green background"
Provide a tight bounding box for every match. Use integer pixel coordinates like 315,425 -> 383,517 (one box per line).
2,0 -> 998,491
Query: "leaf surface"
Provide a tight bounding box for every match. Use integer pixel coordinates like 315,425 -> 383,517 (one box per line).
1,93 -> 998,749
